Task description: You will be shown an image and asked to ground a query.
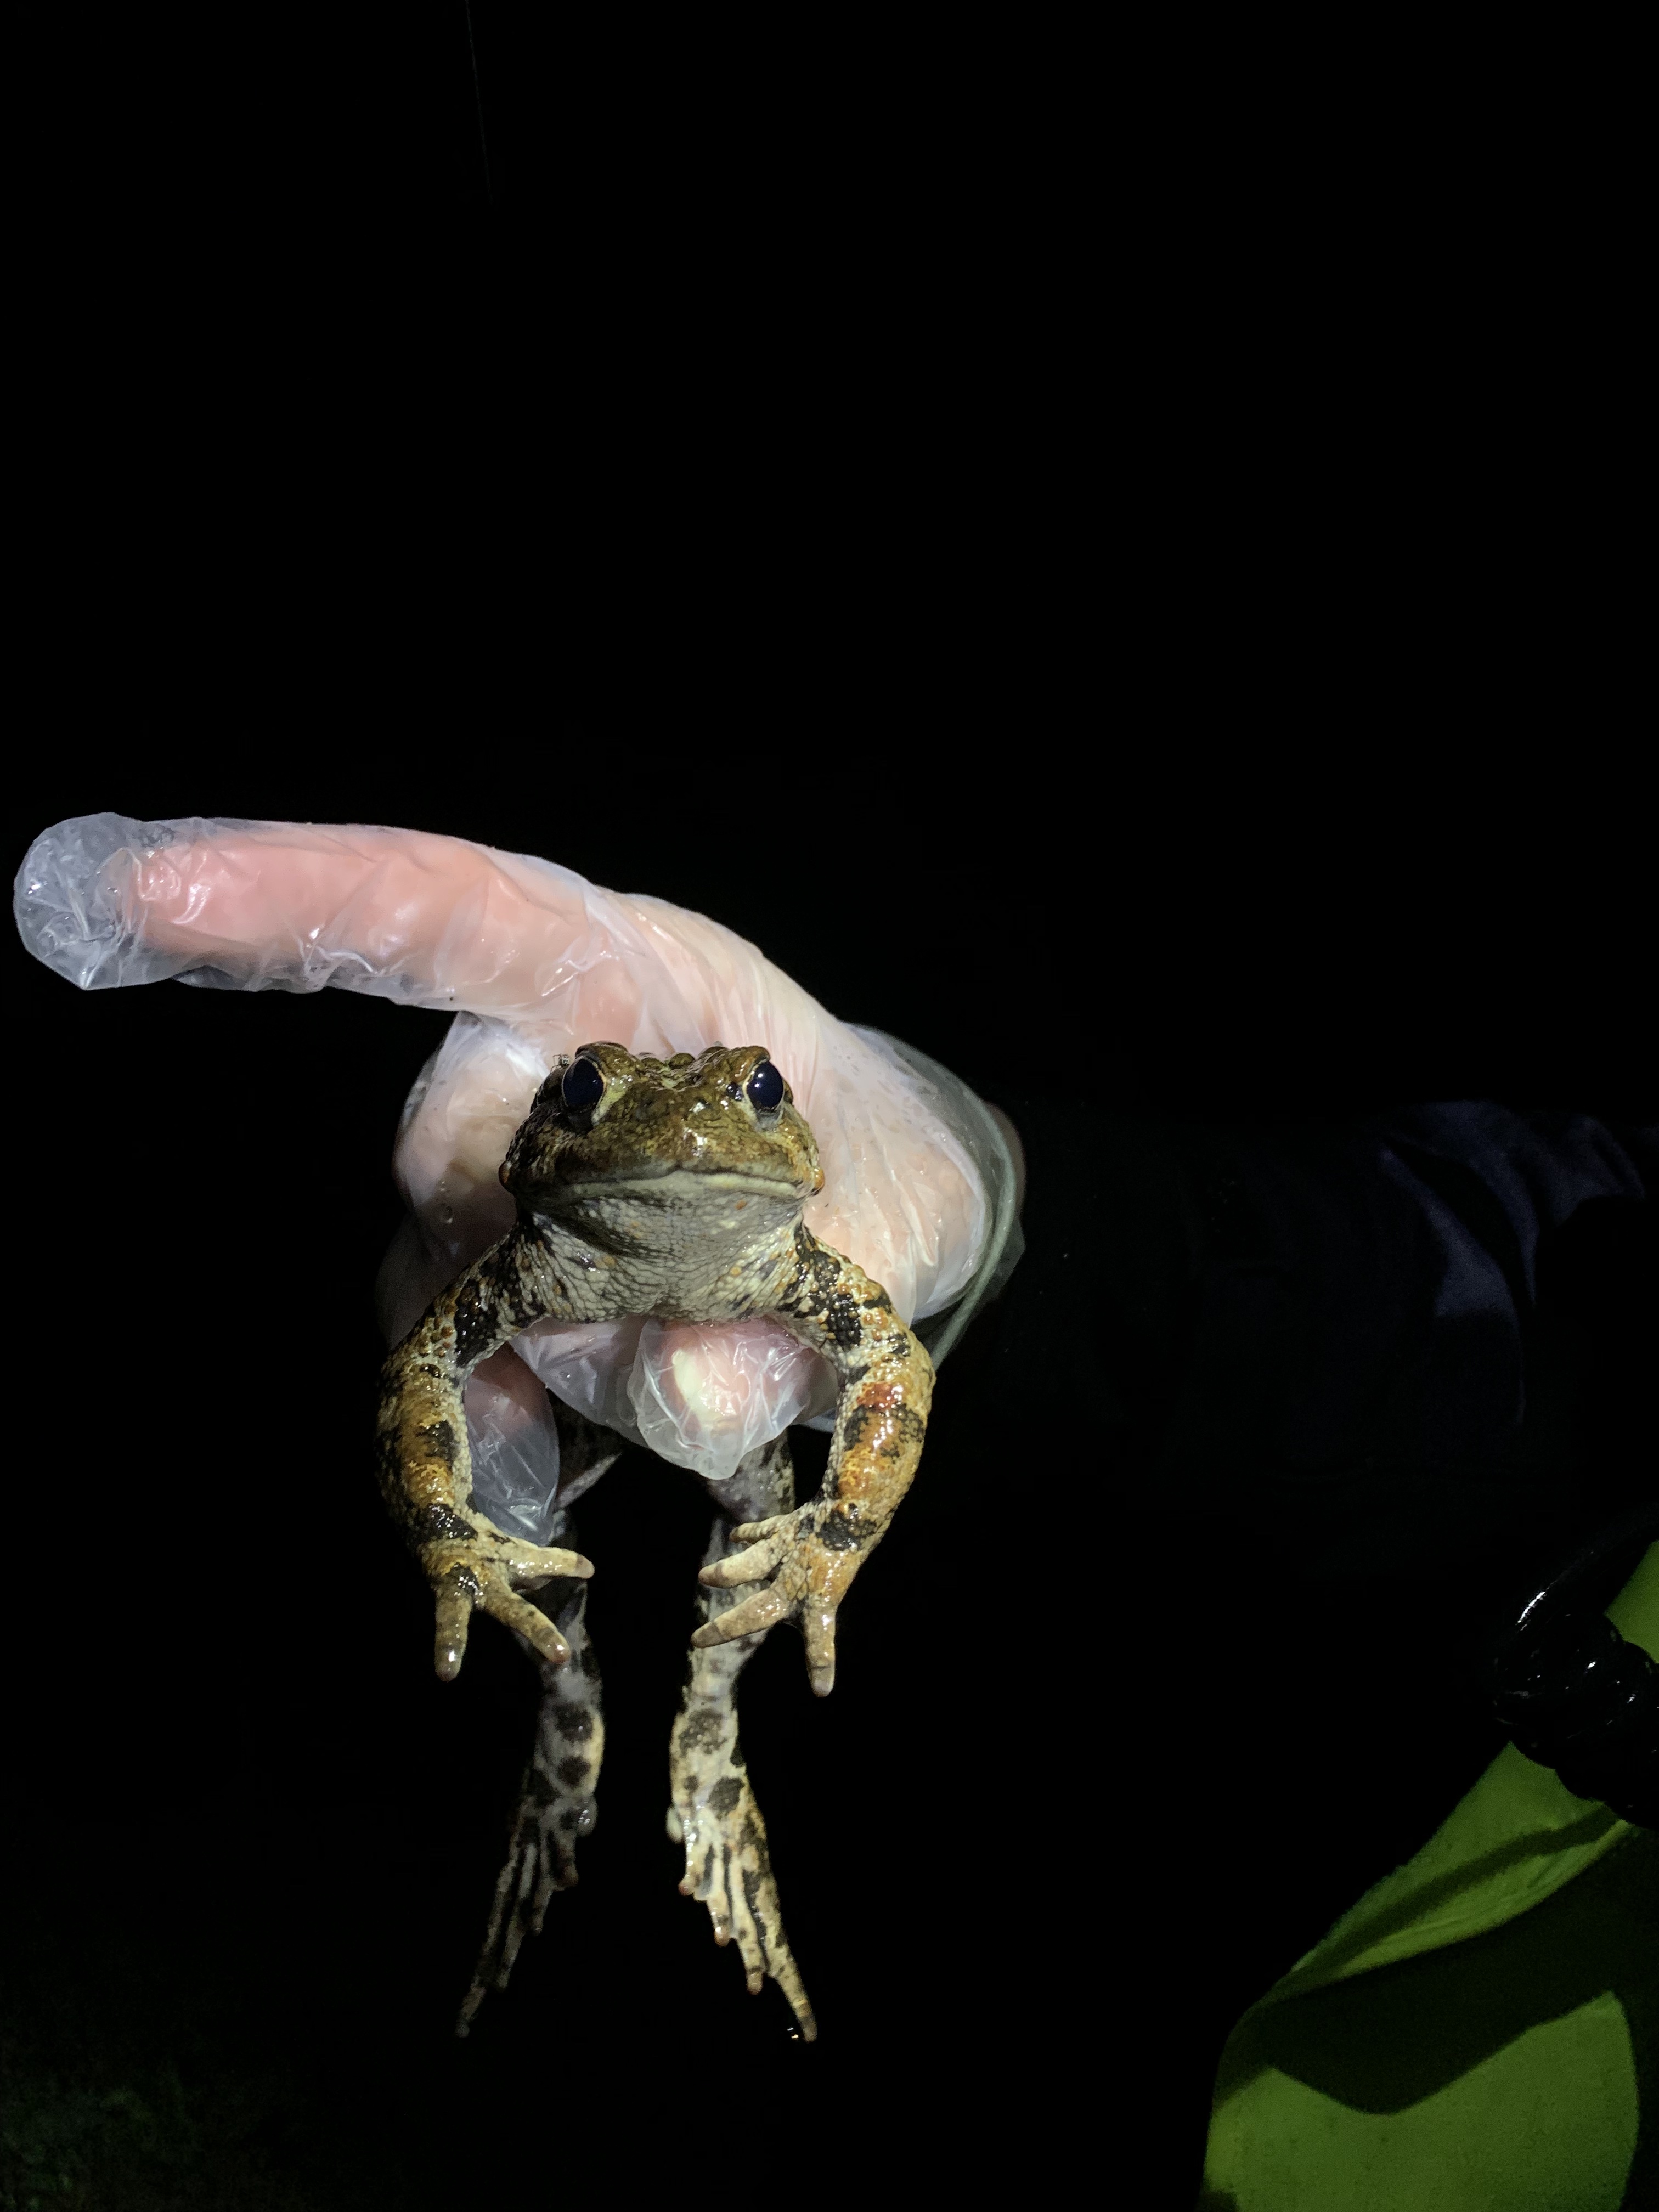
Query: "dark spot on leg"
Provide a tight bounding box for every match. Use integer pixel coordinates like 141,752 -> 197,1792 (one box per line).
741,1813 -> 771,1876
817,1506 -> 862,1551
556,1756 -> 589,1788
708,1775 -> 742,1815
742,1864 -> 768,1946
419,1502 -> 477,1543
679,1709 -> 726,1754
415,1419 -> 459,1469
879,1404 -> 927,1458
825,1295 -> 862,1350
552,1705 -> 594,1741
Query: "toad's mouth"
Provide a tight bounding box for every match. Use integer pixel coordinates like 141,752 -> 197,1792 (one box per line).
550,1165 -> 808,1201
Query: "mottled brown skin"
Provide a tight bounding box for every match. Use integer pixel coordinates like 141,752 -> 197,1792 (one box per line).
377,1041 -> 935,2036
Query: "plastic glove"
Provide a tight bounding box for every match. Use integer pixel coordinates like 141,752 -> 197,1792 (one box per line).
16,815 -> 1011,1534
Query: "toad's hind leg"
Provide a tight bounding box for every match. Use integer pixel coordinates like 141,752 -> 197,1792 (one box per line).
670,1431 -> 816,2040
458,1407 -> 622,2036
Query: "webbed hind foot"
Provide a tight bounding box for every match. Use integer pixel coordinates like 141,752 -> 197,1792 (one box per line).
458,1584 -> 603,2035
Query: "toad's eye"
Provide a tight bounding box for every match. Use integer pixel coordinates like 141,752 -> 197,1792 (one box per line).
561,1056 -> 605,1113
746,1060 -> 785,1115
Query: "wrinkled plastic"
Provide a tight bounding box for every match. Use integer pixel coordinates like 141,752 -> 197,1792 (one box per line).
463,1357 -> 567,1547
17,814 -> 989,1311
509,1313 -> 839,1487
849,1028 -> 1026,1375
16,814 -> 1024,1530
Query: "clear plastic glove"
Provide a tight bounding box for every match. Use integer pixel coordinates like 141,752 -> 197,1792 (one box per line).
16,815 -> 1019,1533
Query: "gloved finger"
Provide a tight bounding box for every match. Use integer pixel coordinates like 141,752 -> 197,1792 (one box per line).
511,1314 -> 831,1489
625,1319 -> 833,1482
16,816 -> 608,1022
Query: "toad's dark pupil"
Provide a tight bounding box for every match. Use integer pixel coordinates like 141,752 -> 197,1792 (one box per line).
746,1060 -> 785,1115
561,1057 -> 605,1111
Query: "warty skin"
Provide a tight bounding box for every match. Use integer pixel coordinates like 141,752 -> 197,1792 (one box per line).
375,1039 -> 936,2036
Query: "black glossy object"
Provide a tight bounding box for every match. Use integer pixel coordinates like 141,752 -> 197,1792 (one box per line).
1490,1502 -> 1659,1830
746,1060 -> 785,1115
561,1055 -> 605,1112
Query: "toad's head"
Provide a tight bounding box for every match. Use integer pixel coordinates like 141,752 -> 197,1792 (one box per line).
500,1041 -> 823,1251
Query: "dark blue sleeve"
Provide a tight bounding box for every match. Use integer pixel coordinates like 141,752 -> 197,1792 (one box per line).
1144,1105 -> 1653,1581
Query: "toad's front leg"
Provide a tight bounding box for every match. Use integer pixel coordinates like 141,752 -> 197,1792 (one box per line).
694,1226 -> 934,1695
377,1229 -> 590,1679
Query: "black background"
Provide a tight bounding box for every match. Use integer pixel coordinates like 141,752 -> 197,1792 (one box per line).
5,6 -> 1650,2208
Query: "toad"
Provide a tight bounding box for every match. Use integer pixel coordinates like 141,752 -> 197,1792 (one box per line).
377,1040 -> 935,2042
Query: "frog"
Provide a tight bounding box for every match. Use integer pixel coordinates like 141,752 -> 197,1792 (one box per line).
376,1039 -> 936,2042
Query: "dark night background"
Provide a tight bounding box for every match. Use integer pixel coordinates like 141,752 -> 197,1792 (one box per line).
4,7 -> 1650,2208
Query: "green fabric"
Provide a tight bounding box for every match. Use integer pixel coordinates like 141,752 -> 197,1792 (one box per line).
1201,1544 -> 1659,2211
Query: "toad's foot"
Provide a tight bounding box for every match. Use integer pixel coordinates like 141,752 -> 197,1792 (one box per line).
458,1600 -> 605,2036
669,1757 -> 815,2041
420,1506 -> 593,1682
693,1502 -> 867,1697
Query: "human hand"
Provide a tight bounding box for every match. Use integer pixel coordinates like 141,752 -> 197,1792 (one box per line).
16,814 -> 999,1521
